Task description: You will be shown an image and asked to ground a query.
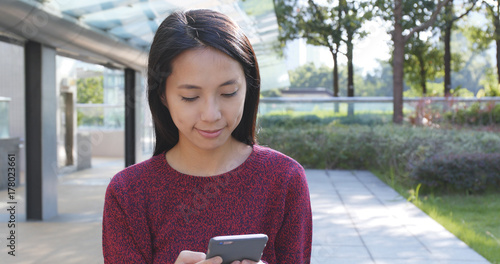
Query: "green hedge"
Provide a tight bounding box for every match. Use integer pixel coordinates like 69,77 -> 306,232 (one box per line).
257,112 -> 393,129
444,102 -> 500,126
257,122 -> 500,193
410,153 -> 500,194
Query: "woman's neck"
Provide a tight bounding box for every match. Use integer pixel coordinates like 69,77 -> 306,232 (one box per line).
166,137 -> 252,177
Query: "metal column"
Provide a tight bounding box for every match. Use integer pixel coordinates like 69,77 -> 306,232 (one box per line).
125,68 -> 136,167
24,41 -> 58,220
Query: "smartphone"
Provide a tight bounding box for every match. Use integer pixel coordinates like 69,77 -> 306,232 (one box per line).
206,234 -> 268,264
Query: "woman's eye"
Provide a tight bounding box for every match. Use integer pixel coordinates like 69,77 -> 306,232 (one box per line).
222,91 -> 237,97
181,96 -> 198,102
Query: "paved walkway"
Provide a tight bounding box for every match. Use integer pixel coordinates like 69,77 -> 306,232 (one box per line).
0,160 -> 491,263
308,169 -> 490,264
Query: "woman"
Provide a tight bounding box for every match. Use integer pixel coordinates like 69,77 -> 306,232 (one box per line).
102,9 -> 312,264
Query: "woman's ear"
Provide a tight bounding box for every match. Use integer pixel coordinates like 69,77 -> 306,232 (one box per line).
160,93 -> 168,108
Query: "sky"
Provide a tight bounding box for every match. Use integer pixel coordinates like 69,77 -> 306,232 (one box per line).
290,17 -> 392,76
349,18 -> 392,75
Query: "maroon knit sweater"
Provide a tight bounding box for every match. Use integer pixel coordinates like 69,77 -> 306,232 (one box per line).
102,144 -> 312,264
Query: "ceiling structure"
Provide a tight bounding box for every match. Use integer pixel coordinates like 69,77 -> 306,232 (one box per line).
0,0 -> 288,88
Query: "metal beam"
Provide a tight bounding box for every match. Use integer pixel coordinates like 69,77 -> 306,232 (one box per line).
0,0 -> 148,71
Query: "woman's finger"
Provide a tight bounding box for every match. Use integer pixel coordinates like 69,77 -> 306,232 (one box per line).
175,250 -> 206,264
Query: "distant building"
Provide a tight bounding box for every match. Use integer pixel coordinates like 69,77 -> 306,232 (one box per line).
284,39 -> 334,71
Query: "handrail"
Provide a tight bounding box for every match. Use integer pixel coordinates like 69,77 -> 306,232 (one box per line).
259,96 -> 500,103
76,104 -> 122,108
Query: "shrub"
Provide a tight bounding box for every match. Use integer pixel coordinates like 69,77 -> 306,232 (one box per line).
411,153 -> 500,194
257,112 -> 391,129
257,122 -> 500,193
444,102 -> 500,126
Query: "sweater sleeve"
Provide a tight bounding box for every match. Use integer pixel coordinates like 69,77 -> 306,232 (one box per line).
102,177 -> 152,263
274,165 -> 313,264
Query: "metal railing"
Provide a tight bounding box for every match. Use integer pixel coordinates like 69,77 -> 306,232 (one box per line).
258,97 -> 500,116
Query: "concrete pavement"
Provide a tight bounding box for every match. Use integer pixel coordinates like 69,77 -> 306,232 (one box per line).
0,159 -> 491,263
308,169 -> 490,264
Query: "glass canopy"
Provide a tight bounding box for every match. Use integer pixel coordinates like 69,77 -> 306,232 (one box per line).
42,0 -> 244,50
34,0 -> 289,89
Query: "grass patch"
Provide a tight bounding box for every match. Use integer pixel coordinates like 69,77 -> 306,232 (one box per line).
374,171 -> 500,263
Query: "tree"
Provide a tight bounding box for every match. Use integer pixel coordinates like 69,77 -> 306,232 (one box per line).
77,76 -> 104,104
375,0 -> 451,123
362,60 -> 394,96
404,32 -> 444,95
288,61 -> 394,96
288,62 -> 333,89
273,0 -> 372,98
482,0 -> 500,84
339,0 -> 373,97
439,0 -> 478,96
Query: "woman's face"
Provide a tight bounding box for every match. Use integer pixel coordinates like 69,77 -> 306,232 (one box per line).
164,47 -> 247,152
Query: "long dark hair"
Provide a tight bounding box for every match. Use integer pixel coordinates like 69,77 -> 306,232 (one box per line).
147,9 -> 260,156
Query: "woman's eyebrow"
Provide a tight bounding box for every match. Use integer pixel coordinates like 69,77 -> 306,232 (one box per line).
177,84 -> 201,89
219,79 -> 239,87
177,79 -> 240,89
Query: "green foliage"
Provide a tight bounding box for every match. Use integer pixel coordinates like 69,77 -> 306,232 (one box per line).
359,60 -> 394,96
288,62 -> 332,89
77,76 -> 104,127
274,0 -> 374,94
260,88 -> 283,97
240,0 -> 274,17
444,102 -> 500,126
375,0 -> 439,29
404,33 -> 444,94
405,192 -> 500,263
77,76 -> 104,104
258,120 -> 500,193
258,111 -> 392,129
450,87 -> 475,97
411,153 -> 500,194
287,61 -> 393,96
77,110 -> 104,127
478,68 -> 500,97
404,81 -> 443,97
460,23 -> 493,53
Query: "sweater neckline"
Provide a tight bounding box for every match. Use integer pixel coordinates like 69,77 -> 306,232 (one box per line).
160,144 -> 258,180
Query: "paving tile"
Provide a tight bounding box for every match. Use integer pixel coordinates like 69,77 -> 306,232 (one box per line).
429,246 -> 491,262
311,245 -> 372,259
310,170 -> 491,264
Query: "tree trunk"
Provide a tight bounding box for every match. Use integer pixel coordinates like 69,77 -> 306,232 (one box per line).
393,0 -> 404,124
495,10 -> 500,84
418,55 -> 427,95
444,0 -> 453,96
347,37 -> 354,97
331,49 -> 340,112
497,38 -> 500,85
332,50 -> 339,97
347,32 -> 354,116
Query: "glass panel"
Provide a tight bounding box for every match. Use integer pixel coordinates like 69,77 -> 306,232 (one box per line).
0,98 -> 9,139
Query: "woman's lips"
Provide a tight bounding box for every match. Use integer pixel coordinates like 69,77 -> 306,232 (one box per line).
197,128 -> 223,138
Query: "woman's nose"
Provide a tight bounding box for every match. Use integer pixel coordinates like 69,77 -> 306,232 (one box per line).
200,97 -> 222,122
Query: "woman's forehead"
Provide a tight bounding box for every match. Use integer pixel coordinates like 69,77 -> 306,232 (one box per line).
166,47 -> 245,89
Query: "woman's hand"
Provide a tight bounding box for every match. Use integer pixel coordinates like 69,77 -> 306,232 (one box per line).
174,250 -> 262,264
174,250 -> 222,264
